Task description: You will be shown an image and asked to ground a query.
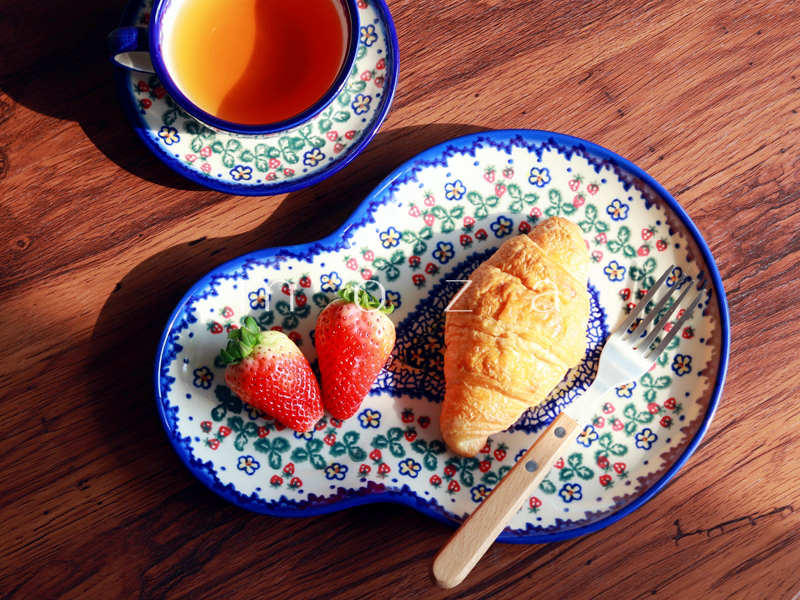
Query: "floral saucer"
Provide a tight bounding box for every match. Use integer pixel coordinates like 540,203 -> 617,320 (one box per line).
114,0 -> 398,195
155,130 -> 730,542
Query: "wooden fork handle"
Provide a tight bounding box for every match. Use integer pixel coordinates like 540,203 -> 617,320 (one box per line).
431,411 -> 582,589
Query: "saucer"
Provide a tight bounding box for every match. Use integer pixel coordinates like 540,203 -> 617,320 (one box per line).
155,130 -> 730,543
114,0 -> 398,195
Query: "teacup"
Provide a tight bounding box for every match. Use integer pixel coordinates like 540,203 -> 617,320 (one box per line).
107,0 -> 359,138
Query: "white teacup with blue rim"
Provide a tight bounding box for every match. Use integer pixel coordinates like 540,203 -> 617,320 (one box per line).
107,0 -> 360,138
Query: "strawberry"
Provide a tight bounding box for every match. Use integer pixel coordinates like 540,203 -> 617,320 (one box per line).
369,448 -> 382,462
257,426 -> 269,437
642,226 -> 656,241
283,168 -> 295,176
568,175 -> 583,191
423,213 -> 435,226
207,439 -> 220,450
334,143 -> 345,153
495,183 -> 506,197
587,182 -> 599,195
218,426 -> 232,437
283,463 -> 295,475
408,204 -> 421,218
656,239 -> 668,252
361,70 -> 372,81
361,268 -> 373,281
362,248 -> 374,262
225,322 -> 239,333
424,190 -> 435,206
530,206 -> 542,218
494,444 -> 507,461
208,321 -> 223,334
402,409 -> 414,423
345,130 -> 356,140
503,167 -> 514,179
463,215 -> 476,230
682,327 -> 694,339
281,282 -> 293,295
599,474 -> 613,487
201,421 -> 212,433
359,464 -> 371,475
345,257 -> 358,270
660,416 -> 673,428
647,402 -> 661,414
404,428 -> 417,442
220,317 -> 323,432
479,460 -> 492,473
289,477 -> 303,488
425,263 -> 439,275
315,285 -> 396,420
444,465 -> 457,478
596,232 -> 607,244
593,415 -> 605,428
270,475 -> 283,487
597,455 -> 609,469
518,222 -> 531,234
529,496 -> 541,510
613,462 -> 627,475
376,58 -> 386,70
460,234 -> 473,247
602,402 -> 615,414
326,131 -> 339,141
288,331 -> 302,345
374,76 -> 384,88
591,250 -> 603,262
324,432 -> 336,446
418,416 -> 431,429
412,274 -> 426,287
269,158 -> 281,169
447,480 -> 460,493
430,474 -> 442,486
612,419 -> 624,431
299,275 -> 312,288
475,229 -> 488,241
620,288 -> 631,301
378,463 -> 391,475
637,244 -> 650,257
295,294 -> 307,308
315,418 -> 328,431
573,194 -> 585,208
220,306 -> 234,318
484,166 -> 496,183
664,398 -> 677,410
553,458 -> 564,469
408,255 -> 421,269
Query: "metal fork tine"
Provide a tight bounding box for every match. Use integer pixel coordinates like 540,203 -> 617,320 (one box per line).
636,278 -> 696,352
626,275 -> 692,345
646,282 -> 708,360
616,265 -> 674,337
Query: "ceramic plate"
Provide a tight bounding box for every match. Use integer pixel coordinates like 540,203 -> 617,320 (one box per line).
155,130 -> 730,542
114,0 -> 398,195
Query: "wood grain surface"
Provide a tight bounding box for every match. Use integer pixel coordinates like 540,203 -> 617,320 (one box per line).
1,0 -> 799,598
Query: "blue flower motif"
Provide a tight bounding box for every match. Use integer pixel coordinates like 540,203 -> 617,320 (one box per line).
379,226 -> 401,248
244,403 -> 266,420
672,354 -> 692,375
444,180 -> 466,201
303,148 -> 325,167
433,241 -> 455,264
667,266 -> 682,287
158,126 -> 180,145
248,287 -> 267,309
230,165 -> 252,181
528,167 -> 551,187
606,199 -> 629,221
360,24 -> 378,46
471,484 -> 493,503
398,458 -> 421,478
320,272 -> 342,293
604,260 -> 626,282
635,428 -> 658,450
559,483 -> 582,503
192,366 -> 213,389
515,449 -> 526,462
358,409 -> 381,429
490,215 -> 513,238
385,290 -> 401,309
576,425 -> 599,448
237,455 -> 260,475
615,381 -> 637,398
351,93 -> 372,115
294,430 -> 315,441
325,463 -> 348,480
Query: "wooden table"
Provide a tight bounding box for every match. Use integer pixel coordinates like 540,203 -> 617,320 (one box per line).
2,0 -> 799,597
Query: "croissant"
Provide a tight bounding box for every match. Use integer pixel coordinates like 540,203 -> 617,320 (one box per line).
440,216 -> 591,457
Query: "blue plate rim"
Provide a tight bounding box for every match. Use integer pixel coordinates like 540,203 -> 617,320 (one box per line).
114,0 -> 400,197
153,129 -> 731,543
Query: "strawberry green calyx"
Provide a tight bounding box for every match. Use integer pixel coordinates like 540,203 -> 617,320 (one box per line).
219,316 -> 263,365
338,283 -> 395,314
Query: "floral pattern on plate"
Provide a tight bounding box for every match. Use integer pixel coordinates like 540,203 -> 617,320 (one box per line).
156,131 -> 728,542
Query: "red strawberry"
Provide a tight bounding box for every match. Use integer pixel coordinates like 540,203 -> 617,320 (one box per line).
315,285 -> 396,420
612,419 -> 624,432
503,167 -> 514,179
140,98 -> 152,109
591,250 -> 603,262
220,317 -> 323,432
568,175 -> 582,191
295,294 -> 307,308
475,229 -> 488,241
208,321 -> 223,334
281,282 -> 293,295
460,234 -> 473,247
642,226 -> 656,241
494,447 -> 507,461
530,206 -> 542,218
463,215 -> 476,230
660,415 -> 673,428
153,86 -> 166,99
299,275 -> 311,288
283,463 -> 295,475
408,255 -> 421,269
448,480 -> 460,493
288,331 -> 302,345
361,268 -> 373,280
225,322 -> 239,333
345,257 -> 358,270
324,432 -> 337,446
362,248 -> 374,262
573,194 -> 585,208
408,204 -> 421,218
283,168 -> 295,176
404,428 -> 417,442
369,448 -> 382,462
265,172 -> 277,181
678,309 -> 686,319
378,463 -> 391,475
289,477 -> 303,488
554,458 -> 564,469
330,418 -> 343,428
430,474 -> 442,486
613,462 -> 626,475
594,416 -> 605,428
334,143 -> 345,153
418,416 -> 431,429
401,409 -> 414,423
376,58 -> 386,70
345,130 -> 356,140
423,213 -> 435,226
682,327 -> 694,339
529,496 -> 542,509
596,232 -> 607,244
326,131 -> 339,141
479,443 -> 491,454
257,426 -> 269,438
359,464 -> 371,475
138,81 -> 149,92
275,422 -> 286,431
444,465 -> 457,478
425,263 -> 439,275
374,76 -> 384,88
647,402 -> 660,414
638,244 -> 650,257
484,167 -> 496,183
207,438 -> 220,450
315,418 -> 328,431
664,398 -> 677,410
602,402 -> 615,414
620,288 -> 631,301
518,222 -> 531,234
656,239 -> 668,252
412,274 -> 426,287
424,191 -> 435,206
270,475 -> 283,487
269,158 -> 281,169
599,474 -> 613,487
361,70 -> 372,81
587,182 -> 599,195
201,421 -> 212,433
597,455 -> 610,469
218,426 -> 232,437
495,183 -> 507,197
479,460 -> 492,473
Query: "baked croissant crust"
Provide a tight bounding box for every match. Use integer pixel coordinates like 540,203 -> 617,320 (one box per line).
440,216 -> 590,457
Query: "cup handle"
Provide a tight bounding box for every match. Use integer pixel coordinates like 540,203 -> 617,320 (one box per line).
107,27 -> 154,73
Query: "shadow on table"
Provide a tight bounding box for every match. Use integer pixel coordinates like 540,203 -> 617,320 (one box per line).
88,122 -> 489,510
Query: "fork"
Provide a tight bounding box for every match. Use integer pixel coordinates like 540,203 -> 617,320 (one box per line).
431,265 -> 709,589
